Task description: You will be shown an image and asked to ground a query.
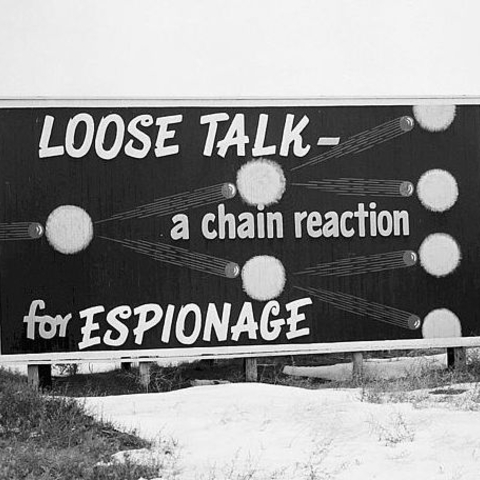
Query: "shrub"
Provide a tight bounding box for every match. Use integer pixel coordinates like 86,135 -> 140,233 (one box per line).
0,367 -> 168,480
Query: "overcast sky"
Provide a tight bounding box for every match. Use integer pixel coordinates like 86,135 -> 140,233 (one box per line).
0,0 -> 479,98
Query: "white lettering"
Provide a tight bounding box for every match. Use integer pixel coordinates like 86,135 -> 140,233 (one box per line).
104,305 -> 131,347
285,297 -> 312,340
294,211 -> 308,238
176,303 -> 202,345
78,305 -> 104,349
65,113 -> 95,158
280,114 -> 310,157
133,303 -> 163,345
170,214 -> 190,240
23,299 -> 72,340
125,114 -> 154,158
252,114 -> 276,156
393,210 -> 410,236
259,301 -> 284,341
95,114 -> 125,160
39,116 -> 65,158
200,112 -> 229,156
203,303 -> 231,342
217,114 -> 249,158
340,211 -> 354,238
154,115 -> 183,157
231,303 -> 258,342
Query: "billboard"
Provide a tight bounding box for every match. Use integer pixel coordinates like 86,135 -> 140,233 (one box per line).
0,98 -> 478,363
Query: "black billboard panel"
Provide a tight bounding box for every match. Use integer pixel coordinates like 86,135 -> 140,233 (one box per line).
0,100 -> 478,361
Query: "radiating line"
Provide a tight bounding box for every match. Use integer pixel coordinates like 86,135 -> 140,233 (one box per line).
135,195 -> 222,219
112,242 -> 227,273
99,236 -> 239,278
133,186 -> 221,214
0,222 -> 43,241
121,242 -> 225,271
96,183 -> 236,224
292,178 -> 414,197
294,285 -> 421,330
0,236 -> 33,241
291,116 -> 414,172
106,188 -> 221,219
311,120 -> 402,158
295,250 -> 417,277
134,239 -> 228,267
302,286 -> 412,323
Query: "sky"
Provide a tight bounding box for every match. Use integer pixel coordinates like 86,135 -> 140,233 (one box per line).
0,0 -> 480,98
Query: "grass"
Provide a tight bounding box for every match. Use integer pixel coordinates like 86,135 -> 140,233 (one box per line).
349,351 -> 480,407
51,358 -> 330,397
3,350 -> 480,479
0,367 -> 171,480
40,349 -> 480,399
53,352 -> 367,397
53,367 -> 151,397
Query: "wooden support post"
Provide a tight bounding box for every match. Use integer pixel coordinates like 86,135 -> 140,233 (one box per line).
28,364 -> 52,390
139,362 -> 151,391
447,347 -> 467,371
352,352 -> 364,378
244,358 -> 258,382
28,364 -> 40,389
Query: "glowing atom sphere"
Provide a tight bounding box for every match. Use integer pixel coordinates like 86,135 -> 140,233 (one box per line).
45,205 -> 94,254
417,169 -> 458,212
419,233 -> 461,277
242,255 -> 286,301
413,105 -> 456,132
236,159 -> 286,208
422,308 -> 462,338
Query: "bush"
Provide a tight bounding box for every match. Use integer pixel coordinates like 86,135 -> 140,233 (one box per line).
0,368 -> 166,480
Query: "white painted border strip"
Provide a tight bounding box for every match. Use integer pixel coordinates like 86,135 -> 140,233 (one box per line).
0,95 -> 478,108
1,337 -> 480,364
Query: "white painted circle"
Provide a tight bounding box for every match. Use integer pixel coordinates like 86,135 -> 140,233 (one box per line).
422,309 -> 462,338
419,233 -> 461,277
45,205 -> 93,254
417,169 -> 458,212
413,105 -> 456,132
241,255 -> 286,301
236,159 -> 286,207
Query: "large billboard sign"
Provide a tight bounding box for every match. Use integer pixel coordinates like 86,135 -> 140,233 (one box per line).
0,98 -> 479,362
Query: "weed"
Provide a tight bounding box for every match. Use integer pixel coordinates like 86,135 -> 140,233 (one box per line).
52,367 -> 146,397
12,349 -> 480,405
54,363 -> 79,376
299,438 -> 335,480
353,353 -> 480,406
369,411 -> 415,446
